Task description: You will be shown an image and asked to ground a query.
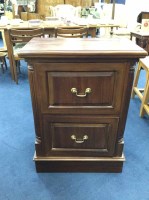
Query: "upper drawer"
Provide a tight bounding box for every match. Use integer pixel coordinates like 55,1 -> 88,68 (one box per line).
48,72 -> 115,106
34,62 -> 126,114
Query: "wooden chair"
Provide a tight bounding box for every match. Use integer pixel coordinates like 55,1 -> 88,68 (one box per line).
131,56 -> 149,117
55,27 -> 88,38
7,28 -> 44,84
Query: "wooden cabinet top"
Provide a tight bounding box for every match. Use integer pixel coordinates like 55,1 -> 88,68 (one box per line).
18,38 -> 147,59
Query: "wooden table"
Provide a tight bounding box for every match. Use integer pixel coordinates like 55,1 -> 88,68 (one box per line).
130,31 -> 149,54
2,20 -> 120,82
2,20 -> 120,37
18,38 -> 147,172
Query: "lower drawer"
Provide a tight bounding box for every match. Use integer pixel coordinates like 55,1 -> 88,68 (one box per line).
43,115 -> 119,157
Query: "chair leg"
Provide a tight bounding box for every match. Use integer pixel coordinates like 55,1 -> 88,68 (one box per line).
14,60 -> 21,84
14,61 -> 18,84
18,61 -> 21,73
0,62 -> 4,73
131,62 -> 142,98
3,56 -> 7,70
16,60 -> 21,73
0,56 -> 7,72
140,79 -> 149,117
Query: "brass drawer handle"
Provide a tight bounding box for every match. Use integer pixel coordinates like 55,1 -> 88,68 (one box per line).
71,135 -> 88,144
71,88 -> 91,97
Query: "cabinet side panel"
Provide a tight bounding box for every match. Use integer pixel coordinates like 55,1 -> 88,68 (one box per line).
28,67 -> 45,156
115,62 -> 135,156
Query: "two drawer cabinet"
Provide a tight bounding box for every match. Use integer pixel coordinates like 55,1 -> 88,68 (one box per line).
18,37 -> 147,172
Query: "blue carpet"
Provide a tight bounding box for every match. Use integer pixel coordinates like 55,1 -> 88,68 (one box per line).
0,42 -> 149,200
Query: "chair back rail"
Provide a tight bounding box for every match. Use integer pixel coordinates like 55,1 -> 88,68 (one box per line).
55,27 -> 88,38
10,28 -> 44,43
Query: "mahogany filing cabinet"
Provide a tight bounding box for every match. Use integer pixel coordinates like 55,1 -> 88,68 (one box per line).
18,37 -> 147,172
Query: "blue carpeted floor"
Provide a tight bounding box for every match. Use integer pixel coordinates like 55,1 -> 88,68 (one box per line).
0,41 -> 149,200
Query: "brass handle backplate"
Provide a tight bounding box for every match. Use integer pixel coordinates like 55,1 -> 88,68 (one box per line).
71,135 -> 88,144
71,88 -> 91,97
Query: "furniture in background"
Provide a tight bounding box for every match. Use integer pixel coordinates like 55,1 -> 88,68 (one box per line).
20,12 -> 43,21
130,31 -> 149,54
111,6 -> 148,39
94,3 -> 133,39
137,11 -> 149,24
5,28 -> 44,84
3,20 -> 120,83
137,11 -> 149,45
55,26 -> 88,38
18,37 -> 147,172
32,0 -> 117,21
3,1 -> 122,37
36,0 -> 99,18
49,4 -> 81,18
17,4 -> 40,21
3,24 -> 95,83
131,56 -> 149,117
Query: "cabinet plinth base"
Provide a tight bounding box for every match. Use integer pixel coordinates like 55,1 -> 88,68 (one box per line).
34,153 -> 125,173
